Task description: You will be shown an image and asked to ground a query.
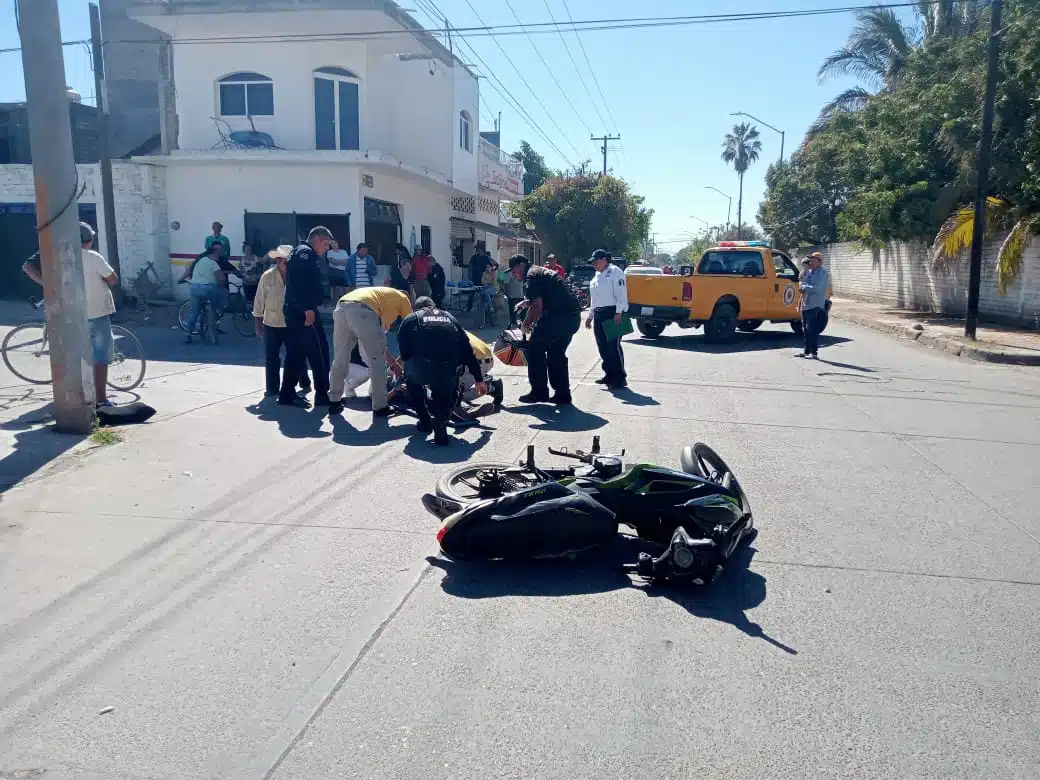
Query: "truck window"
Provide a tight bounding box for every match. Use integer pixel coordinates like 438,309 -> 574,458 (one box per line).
772,252 -> 798,279
697,250 -> 764,277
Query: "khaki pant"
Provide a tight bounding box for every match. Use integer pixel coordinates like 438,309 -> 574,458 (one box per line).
329,301 -> 388,409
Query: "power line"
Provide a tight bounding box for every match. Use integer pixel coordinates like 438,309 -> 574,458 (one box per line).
559,0 -> 619,135
502,0 -> 593,136
540,0 -> 610,131
0,2 -> 949,55
457,0 -> 584,159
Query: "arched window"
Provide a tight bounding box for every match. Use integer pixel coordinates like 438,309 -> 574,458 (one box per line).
314,66 -> 360,151
218,72 -> 274,117
459,110 -> 472,153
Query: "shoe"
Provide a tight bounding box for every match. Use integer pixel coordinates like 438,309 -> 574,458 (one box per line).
550,394 -> 573,405
278,396 -> 311,408
416,418 -> 433,434
95,399 -> 114,409
518,392 -> 550,404
594,377 -> 610,385
808,353 -> 819,360
327,401 -> 344,415
433,422 -> 450,446
794,352 -> 809,358
373,406 -> 392,418
313,393 -> 332,407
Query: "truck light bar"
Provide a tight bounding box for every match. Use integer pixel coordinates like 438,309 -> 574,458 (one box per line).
717,240 -> 770,248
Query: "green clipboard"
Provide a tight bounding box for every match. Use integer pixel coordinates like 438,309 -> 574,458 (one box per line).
603,313 -> 634,340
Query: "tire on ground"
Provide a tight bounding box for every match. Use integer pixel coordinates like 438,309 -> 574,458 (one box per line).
704,303 -> 738,343
636,320 -> 666,339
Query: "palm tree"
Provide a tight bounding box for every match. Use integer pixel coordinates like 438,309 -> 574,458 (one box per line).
721,123 -> 763,240
932,198 -> 1040,295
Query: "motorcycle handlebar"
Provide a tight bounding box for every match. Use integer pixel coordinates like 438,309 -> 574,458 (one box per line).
546,446 -> 594,464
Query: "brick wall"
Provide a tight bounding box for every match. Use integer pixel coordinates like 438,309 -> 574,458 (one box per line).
0,162 -> 172,298
809,237 -> 1040,329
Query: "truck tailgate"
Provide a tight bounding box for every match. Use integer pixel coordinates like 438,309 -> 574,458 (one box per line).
625,275 -> 692,321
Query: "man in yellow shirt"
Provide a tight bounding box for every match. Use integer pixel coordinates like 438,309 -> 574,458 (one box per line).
328,286 -> 412,416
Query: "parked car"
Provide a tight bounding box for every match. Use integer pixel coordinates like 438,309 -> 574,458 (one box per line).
625,266 -> 663,276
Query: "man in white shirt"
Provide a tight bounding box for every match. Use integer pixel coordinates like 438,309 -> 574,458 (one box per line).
325,239 -> 350,302
79,223 -> 120,406
585,249 -> 629,388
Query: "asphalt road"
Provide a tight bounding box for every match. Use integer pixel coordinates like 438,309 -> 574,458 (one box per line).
1,315 -> 1038,779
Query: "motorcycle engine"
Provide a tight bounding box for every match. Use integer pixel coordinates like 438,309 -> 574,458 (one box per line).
590,455 -> 623,479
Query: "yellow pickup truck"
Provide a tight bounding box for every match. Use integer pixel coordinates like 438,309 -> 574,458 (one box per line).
625,241 -> 830,342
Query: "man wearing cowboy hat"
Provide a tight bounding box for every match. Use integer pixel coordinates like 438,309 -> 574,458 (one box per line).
798,251 -> 830,359
253,245 -> 311,397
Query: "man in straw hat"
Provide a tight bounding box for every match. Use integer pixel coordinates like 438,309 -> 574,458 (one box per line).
253,245 -> 312,398
797,251 -> 830,359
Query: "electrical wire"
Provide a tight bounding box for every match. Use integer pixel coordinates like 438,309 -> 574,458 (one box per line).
457,0 -> 584,159
559,0 -> 620,136
0,2 -> 949,54
541,0 -> 610,132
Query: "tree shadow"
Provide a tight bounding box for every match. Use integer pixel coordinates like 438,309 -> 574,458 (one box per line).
629,330 -> 851,355
427,536 -> 795,654
501,403 -> 609,432
0,402 -> 85,492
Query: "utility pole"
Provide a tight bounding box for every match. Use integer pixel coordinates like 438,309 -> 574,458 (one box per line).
591,133 -> 620,176
89,3 -> 120,283
19,0 -> 95,432
965,0 -> 1003,341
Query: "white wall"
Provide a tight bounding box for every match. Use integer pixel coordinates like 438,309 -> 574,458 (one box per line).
451,65 -> 480,195
812,238 -> 1040,329
0,162 -> 170,296
137,8 -> 462,186
361,169 -> 450,270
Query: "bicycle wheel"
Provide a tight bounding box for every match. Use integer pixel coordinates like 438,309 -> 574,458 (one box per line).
107,325 -> 147,392
232,311 -> 255,337
178,300 -> 201,335
2,323 -> 51,385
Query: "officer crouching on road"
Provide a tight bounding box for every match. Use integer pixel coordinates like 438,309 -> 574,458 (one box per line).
397,296 -> 486,445
585,249 -> 629,388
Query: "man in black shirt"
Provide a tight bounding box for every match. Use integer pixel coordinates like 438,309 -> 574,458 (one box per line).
398,296 -> 486,445
509,254 -> 581,405
280,226 -> 333,407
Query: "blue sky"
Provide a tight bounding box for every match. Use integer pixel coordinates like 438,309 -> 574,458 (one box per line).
0,0 -> 911,254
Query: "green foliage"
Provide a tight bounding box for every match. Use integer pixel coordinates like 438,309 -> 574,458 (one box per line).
514,141 -> 554,195
762,0 -> 1040,278
512,174 -> 653,266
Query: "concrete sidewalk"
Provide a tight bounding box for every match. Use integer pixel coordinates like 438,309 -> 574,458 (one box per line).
828,297 -> 1040,366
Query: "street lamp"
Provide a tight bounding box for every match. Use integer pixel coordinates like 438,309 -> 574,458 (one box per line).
689,215 -> 708,228
731,111 -> 785,162
704,186 -> 732,233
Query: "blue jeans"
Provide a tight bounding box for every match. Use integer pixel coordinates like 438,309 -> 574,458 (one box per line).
187,282 -> 227,334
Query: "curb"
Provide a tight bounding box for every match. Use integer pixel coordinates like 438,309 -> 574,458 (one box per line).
830,310 -> 1040,366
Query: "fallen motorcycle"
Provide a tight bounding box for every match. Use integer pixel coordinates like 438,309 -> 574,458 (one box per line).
421,437 -> 755,585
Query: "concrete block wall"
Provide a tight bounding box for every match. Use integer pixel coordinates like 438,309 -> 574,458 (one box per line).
810,237 -> 1040,329
0,163 -> 172,298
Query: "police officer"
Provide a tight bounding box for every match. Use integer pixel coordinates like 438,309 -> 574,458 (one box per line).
280,226 -> 333,407
509,254 -> 581,405
397,297 -> 486,445
585,249 -> 629,388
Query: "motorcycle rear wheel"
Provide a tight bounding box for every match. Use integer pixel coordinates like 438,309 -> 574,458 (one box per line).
436,462 -> 542,504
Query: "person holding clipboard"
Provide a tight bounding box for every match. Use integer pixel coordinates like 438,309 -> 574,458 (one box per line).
585,249 -> 631,389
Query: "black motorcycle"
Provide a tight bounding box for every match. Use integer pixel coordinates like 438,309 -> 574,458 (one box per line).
421,437 -> 755,585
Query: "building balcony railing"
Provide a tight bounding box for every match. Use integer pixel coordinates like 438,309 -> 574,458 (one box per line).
479,137 -> 524,200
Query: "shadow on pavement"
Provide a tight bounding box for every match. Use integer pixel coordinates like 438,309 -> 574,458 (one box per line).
607,386 -> 660,406
0,401 -> 85,492
428,537 -> 796,654
502,403 -> 608,432
403,429 -> 492,463
629,330 -> 851,354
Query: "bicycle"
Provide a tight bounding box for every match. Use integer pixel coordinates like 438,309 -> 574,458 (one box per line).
178,273 -> 254,341
1,298 -> 147,392
467,285 -> 501,330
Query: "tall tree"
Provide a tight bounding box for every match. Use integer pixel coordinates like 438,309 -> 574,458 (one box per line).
513,141 -> 553,195
721,123 -> 762,239
511,174 -> 652,265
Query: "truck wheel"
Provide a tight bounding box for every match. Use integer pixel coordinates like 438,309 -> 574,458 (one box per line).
737,320 -> 763,332
705,304 -> 738,343
790,319 -> 804,336
636,320 -> 666,339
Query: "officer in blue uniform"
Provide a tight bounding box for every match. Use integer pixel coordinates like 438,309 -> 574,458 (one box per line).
585,249 -> 629,388
280,226 -> 333,406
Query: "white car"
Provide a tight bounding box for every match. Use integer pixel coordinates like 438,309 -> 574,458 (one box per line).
625,265 -> 663,275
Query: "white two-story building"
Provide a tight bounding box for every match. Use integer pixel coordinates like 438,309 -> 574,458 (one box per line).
126,0 -> 523,289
